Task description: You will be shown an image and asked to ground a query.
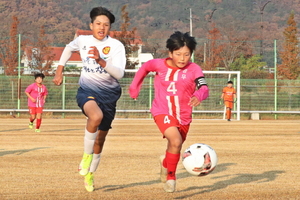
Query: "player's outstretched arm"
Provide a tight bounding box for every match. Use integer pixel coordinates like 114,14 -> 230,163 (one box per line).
129,60 -> 154,100
53,45 -> 73,86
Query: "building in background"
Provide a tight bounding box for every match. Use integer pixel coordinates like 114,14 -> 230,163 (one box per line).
22,29 -> 153,75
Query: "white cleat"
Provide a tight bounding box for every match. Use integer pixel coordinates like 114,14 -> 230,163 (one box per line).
164,180 -> 176,193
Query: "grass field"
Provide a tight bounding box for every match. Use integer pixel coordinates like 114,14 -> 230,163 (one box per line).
0,118 -> 299,200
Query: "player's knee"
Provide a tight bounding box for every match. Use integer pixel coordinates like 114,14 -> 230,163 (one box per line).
169,138 -> 182,149
88,114 -> 103,126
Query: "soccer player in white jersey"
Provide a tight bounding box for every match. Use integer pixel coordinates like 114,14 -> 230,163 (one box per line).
53,7 -> 126,192
129,31 -> 209,193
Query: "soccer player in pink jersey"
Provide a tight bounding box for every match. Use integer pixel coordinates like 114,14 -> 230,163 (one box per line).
129,31 -> 209,193
25,73 -> 48,132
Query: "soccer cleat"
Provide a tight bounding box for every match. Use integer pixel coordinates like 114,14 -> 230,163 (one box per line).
29,122 -> 33,129
78,153 -> 93,176
35,129 -> 41,132
159,155 -> 167,183
163,180 -> 176,193
84,172 -> 94,192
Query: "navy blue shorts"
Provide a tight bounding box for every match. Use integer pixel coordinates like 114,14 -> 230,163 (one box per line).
76,87 -> 121,131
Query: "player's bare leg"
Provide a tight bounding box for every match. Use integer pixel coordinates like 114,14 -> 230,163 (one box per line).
79,101 -> 103,177
83,129 -> 110,192
85,101 -> 103,133
93,130 -> 109,154
81,101 -> 110,192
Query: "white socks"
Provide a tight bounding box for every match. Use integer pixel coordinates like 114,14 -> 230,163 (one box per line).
83,129 -> 101,172
90,153 -> 101,172
84,128 -> 98,154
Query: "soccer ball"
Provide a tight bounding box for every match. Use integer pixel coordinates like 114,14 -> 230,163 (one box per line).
182,143 -> 218,176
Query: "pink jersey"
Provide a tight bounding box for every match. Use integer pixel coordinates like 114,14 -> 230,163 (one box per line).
25,83 -> 48,108
129,58 -> 209,125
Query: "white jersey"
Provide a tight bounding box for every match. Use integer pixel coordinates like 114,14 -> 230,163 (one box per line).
59,35 -> 126,94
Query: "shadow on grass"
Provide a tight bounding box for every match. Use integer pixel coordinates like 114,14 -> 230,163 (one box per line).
174,170 -> 285,199
98,163 -> 236,192
0,147 -> 50,157
177,162 -> 236,180
46,129 -> 82,132
0,128 -> 27,132
99,179 -> 161,192
0,128 -> 81,133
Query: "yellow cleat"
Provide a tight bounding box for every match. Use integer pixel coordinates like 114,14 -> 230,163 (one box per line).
84,172 -> 94,192
78,153 -> 93,176
29,122 -> 33,129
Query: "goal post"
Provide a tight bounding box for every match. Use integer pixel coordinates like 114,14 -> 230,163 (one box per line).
120,70 -> 240,120
200,71 -> 241,121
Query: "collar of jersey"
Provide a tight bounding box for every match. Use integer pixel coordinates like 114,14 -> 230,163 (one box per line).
92,35 -> 109,43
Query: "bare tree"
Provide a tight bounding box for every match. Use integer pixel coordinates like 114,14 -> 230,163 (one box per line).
278,12 -> 300,80
0,16 -> 20,75
204,23 -> 223,70
114,5 -> 140,69
26,26 -> 54,75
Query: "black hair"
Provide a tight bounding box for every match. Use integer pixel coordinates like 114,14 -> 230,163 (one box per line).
90,7 -> 115,24
227,80 -> 233,84
166,31 -> 197,54
34,73 -> 45,79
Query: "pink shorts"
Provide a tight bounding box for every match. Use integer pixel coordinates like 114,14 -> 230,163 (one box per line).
154,114 -> 190,142
29,107 -> 43,114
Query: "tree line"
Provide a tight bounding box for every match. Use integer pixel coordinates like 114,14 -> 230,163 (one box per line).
0,0 -> 299,79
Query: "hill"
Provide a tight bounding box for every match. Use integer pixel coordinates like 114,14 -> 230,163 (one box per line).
0,0 -> 299,44
0,0 -> 300,70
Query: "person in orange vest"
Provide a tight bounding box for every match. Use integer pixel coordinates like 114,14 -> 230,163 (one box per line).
221,80 -> 236,121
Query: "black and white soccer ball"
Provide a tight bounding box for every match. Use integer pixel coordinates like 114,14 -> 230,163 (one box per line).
182,143 -> 218,176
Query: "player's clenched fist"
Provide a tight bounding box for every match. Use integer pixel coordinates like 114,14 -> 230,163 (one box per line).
52,65 -> 64,86
88,46 -> 100,60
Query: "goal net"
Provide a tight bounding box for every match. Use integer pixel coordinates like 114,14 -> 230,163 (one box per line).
118,70 -> 240,120
194,71 -> 240,121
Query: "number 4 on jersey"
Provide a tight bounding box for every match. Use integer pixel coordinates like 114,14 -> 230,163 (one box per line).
164,115 -> 171,124
167,82 -> 177,94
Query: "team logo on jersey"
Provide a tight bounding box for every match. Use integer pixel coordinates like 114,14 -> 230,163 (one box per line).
102,46 -> 111,55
